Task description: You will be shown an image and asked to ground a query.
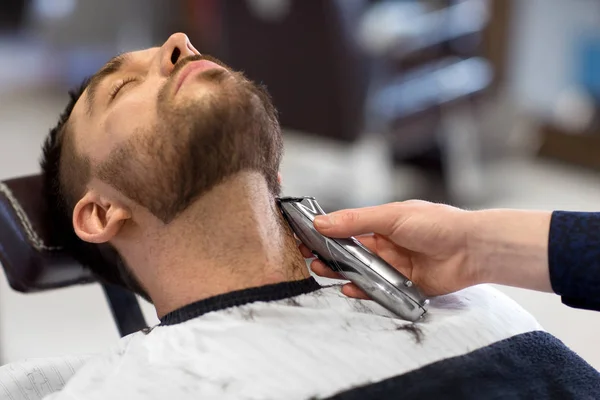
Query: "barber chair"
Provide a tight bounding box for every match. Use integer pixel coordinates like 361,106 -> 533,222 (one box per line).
360,0 -> 493,204
0,174 -> 147,337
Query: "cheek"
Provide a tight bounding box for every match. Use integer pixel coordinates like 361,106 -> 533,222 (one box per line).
103,92 -> 158,142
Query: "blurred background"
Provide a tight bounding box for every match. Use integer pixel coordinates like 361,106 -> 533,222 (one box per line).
2,0 -> 600,369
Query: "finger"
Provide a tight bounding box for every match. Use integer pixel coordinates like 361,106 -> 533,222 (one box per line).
298,244 -> 314,259
313,204 -> 404,238
341,283 -> 371,300
354,234 -> 377,250
310,259 -> 344,280
357,235 -> 413,276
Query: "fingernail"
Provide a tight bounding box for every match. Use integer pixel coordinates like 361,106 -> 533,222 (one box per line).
314,215 -> 332,229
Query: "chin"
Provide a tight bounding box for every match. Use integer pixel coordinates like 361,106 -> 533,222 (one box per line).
180,83 -> 216,100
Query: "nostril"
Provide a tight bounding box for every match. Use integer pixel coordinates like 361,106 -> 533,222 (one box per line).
187,41 -> 199,55
170,47 -> 181,65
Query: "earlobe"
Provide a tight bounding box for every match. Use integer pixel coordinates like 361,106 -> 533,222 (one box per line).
277,173 -> 282,184
73,192 -> 131,244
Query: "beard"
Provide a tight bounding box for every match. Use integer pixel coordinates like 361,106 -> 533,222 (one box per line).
95,56 -> 283,223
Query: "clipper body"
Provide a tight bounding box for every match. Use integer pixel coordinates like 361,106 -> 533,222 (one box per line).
278,197 -> 428,321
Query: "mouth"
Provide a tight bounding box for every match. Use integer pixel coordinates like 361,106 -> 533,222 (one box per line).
175,60 -> 225,94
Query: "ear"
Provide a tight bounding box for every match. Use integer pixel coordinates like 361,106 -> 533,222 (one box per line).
277,173 -> 282,184
72,191 -> 131,244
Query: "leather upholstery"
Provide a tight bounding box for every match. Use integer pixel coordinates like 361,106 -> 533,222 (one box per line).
0,174 -> 94,292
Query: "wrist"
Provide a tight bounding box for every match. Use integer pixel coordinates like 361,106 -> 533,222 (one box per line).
464,210 -> 494,286
467,209 -> 552,292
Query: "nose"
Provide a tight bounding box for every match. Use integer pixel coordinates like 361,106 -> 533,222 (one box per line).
158,33 -> 199,76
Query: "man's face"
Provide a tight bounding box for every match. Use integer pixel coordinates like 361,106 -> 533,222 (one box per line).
69,33 -> 283,223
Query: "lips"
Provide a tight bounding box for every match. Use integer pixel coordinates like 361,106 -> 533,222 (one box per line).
175,60 -> 224,94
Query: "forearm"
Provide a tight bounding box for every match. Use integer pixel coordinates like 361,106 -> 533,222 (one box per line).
469,209 -> 553,292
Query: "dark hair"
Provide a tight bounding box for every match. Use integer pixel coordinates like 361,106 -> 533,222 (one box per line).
40,80 -> 151,301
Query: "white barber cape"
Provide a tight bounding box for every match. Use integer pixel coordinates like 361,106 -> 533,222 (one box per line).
3,277 -> 595,400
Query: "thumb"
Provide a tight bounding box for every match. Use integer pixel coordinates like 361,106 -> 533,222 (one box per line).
314,205 -> 401,238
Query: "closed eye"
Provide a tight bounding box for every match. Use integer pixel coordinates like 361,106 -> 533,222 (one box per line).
108,77 -> 137,101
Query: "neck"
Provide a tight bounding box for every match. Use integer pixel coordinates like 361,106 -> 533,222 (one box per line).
116,172 -> 310,317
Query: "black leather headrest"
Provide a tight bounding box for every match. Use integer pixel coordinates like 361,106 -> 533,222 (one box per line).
0,174 -> 94,292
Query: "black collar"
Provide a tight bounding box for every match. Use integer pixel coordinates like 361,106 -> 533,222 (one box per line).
160,277 -> 321,326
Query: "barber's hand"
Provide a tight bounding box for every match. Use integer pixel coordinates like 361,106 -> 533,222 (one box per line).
300,200 -> 484,299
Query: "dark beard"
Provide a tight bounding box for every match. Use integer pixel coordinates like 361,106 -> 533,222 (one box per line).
96,64 -> 283,223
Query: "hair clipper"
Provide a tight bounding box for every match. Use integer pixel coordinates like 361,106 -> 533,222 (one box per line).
277,196 -> 428,322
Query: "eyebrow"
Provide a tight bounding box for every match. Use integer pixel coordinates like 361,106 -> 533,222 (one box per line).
85,53 -> 131,116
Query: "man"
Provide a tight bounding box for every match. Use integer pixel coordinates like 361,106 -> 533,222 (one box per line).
7,33 -> 597,399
